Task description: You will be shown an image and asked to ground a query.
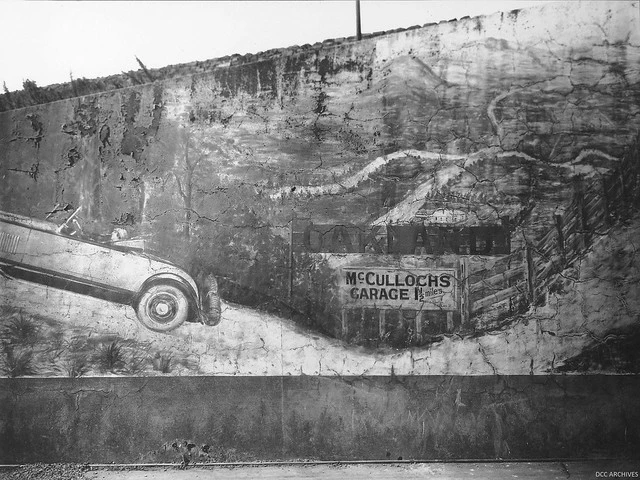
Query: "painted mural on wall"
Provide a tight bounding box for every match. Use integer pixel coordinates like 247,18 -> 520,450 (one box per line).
1,1 -> 640,377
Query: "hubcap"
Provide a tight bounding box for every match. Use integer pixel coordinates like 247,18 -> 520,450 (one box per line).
155,302 -> 170,316
148,293 -> 178,323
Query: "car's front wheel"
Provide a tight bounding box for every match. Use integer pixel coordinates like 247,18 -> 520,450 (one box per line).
136,284 -> 189,332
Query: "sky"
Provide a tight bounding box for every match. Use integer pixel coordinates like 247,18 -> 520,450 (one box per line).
0,1 -> 554,93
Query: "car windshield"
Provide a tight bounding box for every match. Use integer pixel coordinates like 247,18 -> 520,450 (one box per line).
56,207 -> 83,236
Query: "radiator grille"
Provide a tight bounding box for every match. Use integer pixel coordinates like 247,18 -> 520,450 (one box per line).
0,231 -> 20,254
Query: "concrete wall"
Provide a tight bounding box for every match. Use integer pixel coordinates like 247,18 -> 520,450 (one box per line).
1,376 -> 639,463
1,1 -> 640,464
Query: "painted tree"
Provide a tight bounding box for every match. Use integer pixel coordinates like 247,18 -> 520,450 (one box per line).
172,121 -> 218,239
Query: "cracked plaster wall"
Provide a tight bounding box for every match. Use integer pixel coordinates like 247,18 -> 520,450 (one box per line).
1,0 -> 640,465
1,1 -> 640,368
1,375 -> 639,462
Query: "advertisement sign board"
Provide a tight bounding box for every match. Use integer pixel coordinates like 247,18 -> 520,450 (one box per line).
341,267 -> 457,310
291,221 -> 511,255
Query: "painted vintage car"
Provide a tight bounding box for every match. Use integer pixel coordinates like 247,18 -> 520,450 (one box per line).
0,208 -> 220,332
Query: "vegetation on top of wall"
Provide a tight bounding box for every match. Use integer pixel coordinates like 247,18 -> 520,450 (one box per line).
0,19 -> 460,113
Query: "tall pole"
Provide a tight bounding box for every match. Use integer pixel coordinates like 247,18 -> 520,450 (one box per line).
356,0 -> 362,40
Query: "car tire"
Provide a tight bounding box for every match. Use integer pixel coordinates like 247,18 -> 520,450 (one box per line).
136,284 -> 189,332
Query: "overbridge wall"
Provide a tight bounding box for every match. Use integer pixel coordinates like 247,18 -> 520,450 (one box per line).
1,1 -> 640,464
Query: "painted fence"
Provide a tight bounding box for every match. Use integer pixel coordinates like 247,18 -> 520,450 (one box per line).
470,137 -> 640,326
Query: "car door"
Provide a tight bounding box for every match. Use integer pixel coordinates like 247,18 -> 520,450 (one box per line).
21,229 -> 152,294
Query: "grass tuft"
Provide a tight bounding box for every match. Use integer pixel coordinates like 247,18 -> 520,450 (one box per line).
62,354 -> 90,378
95,340 -> 126,373
1,342 -> 36,377
153,352 -> 173,373
4,313 -> 40,345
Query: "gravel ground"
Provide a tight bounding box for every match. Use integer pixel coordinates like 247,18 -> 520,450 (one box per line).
2,461 -> 640,480
1,463 -> 90,480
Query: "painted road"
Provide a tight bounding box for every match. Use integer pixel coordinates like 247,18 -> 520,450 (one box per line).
0,275 -> 565,375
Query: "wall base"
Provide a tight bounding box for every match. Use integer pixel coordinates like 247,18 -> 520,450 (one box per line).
1,375 -> 639,463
